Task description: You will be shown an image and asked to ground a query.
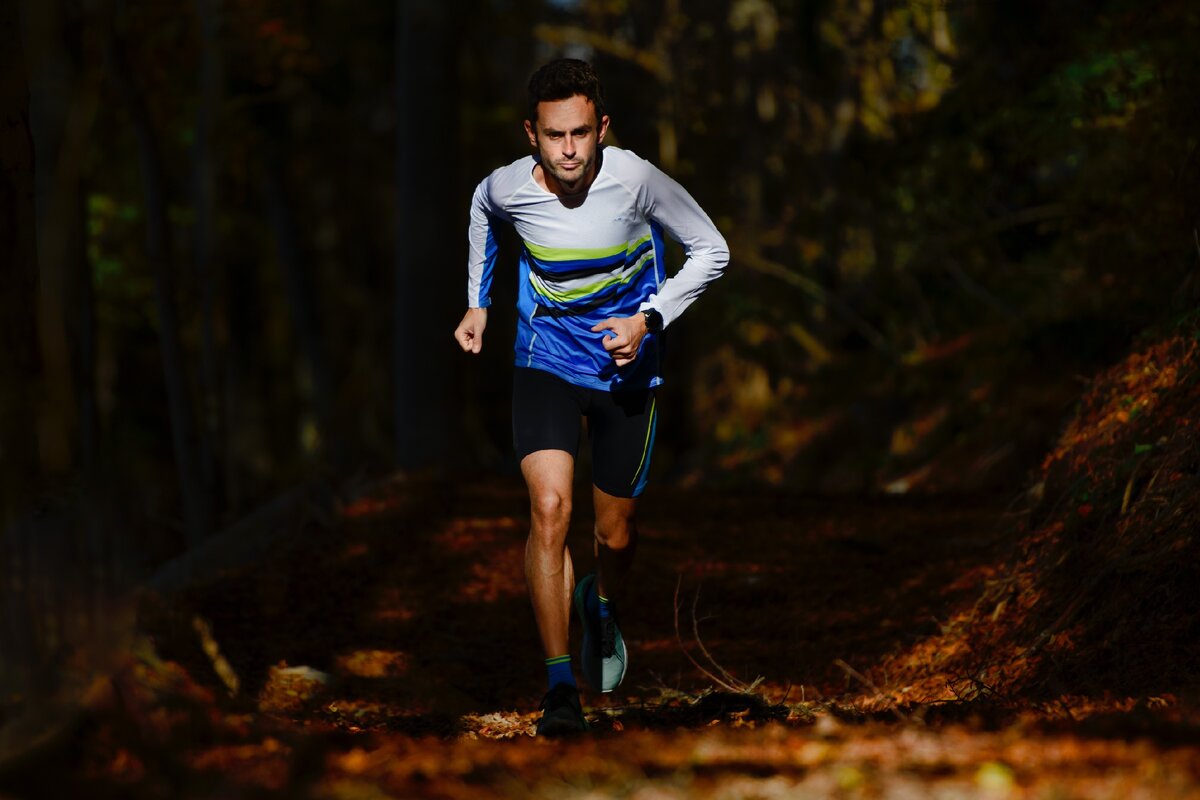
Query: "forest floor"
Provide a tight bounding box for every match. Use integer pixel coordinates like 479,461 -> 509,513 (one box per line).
5,476 -> 1200,799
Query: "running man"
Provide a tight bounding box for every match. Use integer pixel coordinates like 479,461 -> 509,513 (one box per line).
454,59 -> 728,736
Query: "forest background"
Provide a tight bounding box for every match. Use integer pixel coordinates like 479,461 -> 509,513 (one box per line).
3,0 -> 1200,773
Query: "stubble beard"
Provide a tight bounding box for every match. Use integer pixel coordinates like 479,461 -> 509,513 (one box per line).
547,159 -> 590,193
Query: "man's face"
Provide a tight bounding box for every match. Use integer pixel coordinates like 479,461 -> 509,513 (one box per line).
524,95 -> 610,195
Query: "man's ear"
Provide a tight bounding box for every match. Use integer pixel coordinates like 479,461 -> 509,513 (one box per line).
598,114 -> 611,143
524,119 -> 537,149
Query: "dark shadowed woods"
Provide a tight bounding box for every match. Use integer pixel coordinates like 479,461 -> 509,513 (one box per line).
4,0 -> 1200,797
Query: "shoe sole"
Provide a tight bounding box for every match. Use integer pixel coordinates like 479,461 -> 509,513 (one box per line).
602,626 -> 628,693
537,716 -> 590,737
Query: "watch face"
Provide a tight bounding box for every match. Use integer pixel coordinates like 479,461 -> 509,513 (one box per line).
644,309 -> 663,332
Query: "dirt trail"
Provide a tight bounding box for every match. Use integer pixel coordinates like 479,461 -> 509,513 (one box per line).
9,478 -> 1200,798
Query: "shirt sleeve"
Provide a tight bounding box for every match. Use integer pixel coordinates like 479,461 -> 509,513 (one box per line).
632,158 -> 729,328
466,173 -> 506,308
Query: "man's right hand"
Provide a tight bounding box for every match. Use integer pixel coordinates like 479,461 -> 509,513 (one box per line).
454,307 -> 488,354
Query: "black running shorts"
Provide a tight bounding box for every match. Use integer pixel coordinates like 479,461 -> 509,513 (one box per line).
512,367 -> 657,498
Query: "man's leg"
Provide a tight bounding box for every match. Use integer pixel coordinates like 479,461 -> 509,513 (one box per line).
572,486 -> 636,694
521,449 -> 577,664
589,386 -> 653,606
575,386 -> 654,693
523,449 -> 589,736
513,367 -> 590,736
593,486 -> 637,605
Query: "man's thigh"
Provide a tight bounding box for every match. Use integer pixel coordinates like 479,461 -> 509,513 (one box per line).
520,450 -> 576,509
586,386 -> 657,499
512,366 -> 585,463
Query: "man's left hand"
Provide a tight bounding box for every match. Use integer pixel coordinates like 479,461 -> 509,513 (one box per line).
592,313 -> 649,367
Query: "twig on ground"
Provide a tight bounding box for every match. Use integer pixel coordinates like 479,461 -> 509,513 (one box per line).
193,615 -> 240,696
1120,459 -> 1142,516
969,674 -> 1003,701
690,585 -> 748,690
673,575 -> 760,694
674,575 -> 740,692
834,658 -> 908,723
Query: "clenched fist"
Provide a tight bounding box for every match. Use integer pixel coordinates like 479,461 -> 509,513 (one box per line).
455,307 -> 488,354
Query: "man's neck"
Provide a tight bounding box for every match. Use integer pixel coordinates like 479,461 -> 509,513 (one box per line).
534,166 -> 592,198
534,150 -> 603,198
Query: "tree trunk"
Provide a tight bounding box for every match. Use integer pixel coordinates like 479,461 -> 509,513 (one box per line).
18,0 -> 84,475
106,20 -> 212,548
0,0 -> 45,695
261,147 -> 333,462
393,0 -> 455,469
21,0 -> 103,477
1,3 -> 42,507
221,239 -> 261,514
192,0 -> 223,512
71,185 -> 98,473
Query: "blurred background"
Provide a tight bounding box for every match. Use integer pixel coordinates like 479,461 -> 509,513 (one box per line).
3,0 -> 1199,723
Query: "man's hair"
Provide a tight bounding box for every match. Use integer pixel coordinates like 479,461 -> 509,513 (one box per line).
527,58 -> 606,123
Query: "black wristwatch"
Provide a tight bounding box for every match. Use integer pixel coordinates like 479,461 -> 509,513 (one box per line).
642,307 -> 664,333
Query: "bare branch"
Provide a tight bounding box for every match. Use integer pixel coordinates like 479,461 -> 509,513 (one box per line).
533,24 -> 667,80
737,249 -> 891,354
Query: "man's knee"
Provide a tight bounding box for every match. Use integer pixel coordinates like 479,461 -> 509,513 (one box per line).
595,512 -> 635,551
529,490 -> 572,542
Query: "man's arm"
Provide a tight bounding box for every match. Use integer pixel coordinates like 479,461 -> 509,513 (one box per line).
456,175 -> 504,354
593,155 -> 729,365
633,157 -> 729,328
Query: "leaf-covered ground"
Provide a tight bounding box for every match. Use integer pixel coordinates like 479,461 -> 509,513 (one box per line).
5,463 -> 1200,798
872,331 -> 1200,708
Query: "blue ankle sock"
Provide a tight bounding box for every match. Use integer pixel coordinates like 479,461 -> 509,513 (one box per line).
598,593 -> 611,621
545,655 -> 575,689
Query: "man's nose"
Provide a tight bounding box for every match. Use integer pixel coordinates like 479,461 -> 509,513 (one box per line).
562,135 -> 576,156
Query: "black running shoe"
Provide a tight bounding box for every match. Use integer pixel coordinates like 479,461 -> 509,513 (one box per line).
573,573 -> 628,693
535,682 -> 589,737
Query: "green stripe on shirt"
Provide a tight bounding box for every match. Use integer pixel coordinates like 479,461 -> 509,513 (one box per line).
524,233 -> 652,263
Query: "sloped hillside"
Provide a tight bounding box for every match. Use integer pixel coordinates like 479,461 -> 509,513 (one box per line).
879,322 -> 1200,707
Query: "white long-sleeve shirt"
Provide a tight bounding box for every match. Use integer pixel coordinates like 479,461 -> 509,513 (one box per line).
467,146 -> 728,391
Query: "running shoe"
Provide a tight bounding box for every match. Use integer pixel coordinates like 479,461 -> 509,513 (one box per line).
573,573 -> 628,693
535,682 -> 589,737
